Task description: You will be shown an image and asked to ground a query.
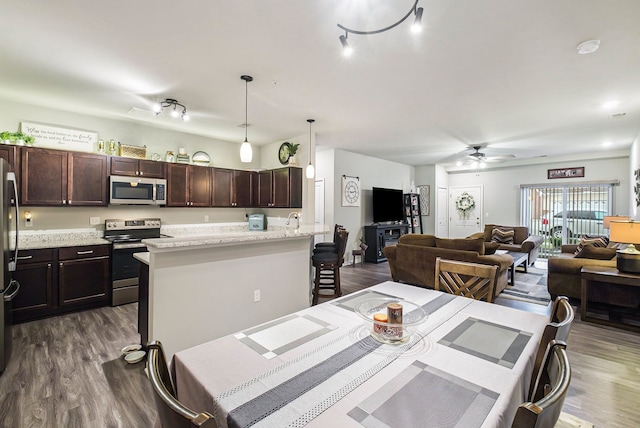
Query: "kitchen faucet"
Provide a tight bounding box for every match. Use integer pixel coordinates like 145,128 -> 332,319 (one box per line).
286,212 -> 300,231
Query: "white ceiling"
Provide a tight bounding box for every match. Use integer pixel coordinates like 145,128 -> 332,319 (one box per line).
1,1 -> 639,168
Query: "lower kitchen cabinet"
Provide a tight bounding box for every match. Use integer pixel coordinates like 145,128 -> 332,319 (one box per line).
59,245 -> 110,309
11,245 -> 111,323
11,249 -> 56,323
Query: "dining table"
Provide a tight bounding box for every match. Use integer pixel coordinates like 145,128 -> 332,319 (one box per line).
170,281 -> 549,428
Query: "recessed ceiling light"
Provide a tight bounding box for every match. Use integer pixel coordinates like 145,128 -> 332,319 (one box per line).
576,39 -> 600,55
601,100 -> 620,109
602,141 -> 612,147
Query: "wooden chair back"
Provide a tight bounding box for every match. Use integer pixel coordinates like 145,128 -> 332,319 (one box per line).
434,258 -> 498,303
335,229 -> 349,266
512,340 -> 571,428
528,296 -> 574,400
147,340 -> 216,427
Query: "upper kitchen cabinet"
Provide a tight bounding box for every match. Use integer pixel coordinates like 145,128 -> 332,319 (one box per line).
110,156 -> 165,178
211,168 -> 255,207
166,163 -> 211,207
21,147 -> 108,206
0,145 -> 18,171
257,167 -> 302,208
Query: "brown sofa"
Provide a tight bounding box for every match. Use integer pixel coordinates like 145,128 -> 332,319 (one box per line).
469,224 -> 544,266
547,244 -> 640,308
383,234 -> 514,297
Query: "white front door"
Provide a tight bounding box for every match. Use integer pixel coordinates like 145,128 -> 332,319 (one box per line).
437,186 -> 448,237
448,186 -> 483,238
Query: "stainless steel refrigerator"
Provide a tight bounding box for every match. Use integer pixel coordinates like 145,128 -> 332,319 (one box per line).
0,159 -> 19,374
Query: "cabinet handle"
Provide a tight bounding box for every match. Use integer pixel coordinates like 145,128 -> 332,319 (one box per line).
17,255 -> 33,260
47,263 -> 51,268
76,250 -> 94,255
62,199 -> 67,204
139,171 -> 143,176
60,262 -> 63,267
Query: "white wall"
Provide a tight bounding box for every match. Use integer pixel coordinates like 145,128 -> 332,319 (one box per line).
446,156 -> 630,227
630,134 -> 639,219
318,149 -> 413,255
0,99 -> 311,230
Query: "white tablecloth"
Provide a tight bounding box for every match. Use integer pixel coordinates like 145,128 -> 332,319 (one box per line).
172,281 -> 548,428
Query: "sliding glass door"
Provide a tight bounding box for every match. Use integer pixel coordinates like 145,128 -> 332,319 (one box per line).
520,183 -> 613,258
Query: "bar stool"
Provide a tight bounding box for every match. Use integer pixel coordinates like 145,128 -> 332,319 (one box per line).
312,229 -> 348,305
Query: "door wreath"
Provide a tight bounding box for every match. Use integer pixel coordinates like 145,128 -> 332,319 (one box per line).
456,192 -> 476,219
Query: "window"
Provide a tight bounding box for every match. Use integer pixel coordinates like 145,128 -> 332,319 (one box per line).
521,183 -> 615,258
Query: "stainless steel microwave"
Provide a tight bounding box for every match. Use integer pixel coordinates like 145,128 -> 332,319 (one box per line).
109,176 -> 167,205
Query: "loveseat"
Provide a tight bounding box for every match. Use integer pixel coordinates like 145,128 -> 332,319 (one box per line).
547,243 -> 640,308
383,234 -> 514,297
468,224 -> 544,266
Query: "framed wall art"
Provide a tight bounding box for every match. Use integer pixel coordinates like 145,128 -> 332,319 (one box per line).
341,175 -> 360,207
417,185 -> 430,216
547,167 -> 584,179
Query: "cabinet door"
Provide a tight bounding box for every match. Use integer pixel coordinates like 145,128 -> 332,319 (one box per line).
0,146 -> 17,170
212,168 -> 233,207
59,256 -> 110,307
272,168 -> 292,207
11,249 -> 56,323
138,159 -> 165,178
166,163 -> 189,206
256,170 -> 273,207
68,152 -> 108,206
21,147 -> 68,205
233,170 -> 254,207
288,167 -> 303,208
189,165 -> 211,207
110,157 -> 139,176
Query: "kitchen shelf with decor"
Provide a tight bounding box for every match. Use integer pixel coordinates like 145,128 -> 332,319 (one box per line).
403,193 -> 423,234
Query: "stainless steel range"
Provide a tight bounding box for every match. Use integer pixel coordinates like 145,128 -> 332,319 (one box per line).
104,218 -> 161,306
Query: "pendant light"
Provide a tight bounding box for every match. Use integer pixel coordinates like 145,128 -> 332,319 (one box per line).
240,75 -> 253,163
306,119 -> 315,179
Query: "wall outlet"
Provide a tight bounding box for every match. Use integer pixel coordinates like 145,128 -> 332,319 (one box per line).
253,289 -> 261,302
25,218 -> 32,227
90,216 -> 100,225
204,215 -> 209,222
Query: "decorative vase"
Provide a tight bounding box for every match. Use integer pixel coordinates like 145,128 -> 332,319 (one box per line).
289,155 -> 297,166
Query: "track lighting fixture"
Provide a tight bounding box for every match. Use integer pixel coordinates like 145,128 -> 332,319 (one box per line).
153,98 -> 190,121
240,75 -> 253,163
337,0 -> 423,54
306,119 -> 315,179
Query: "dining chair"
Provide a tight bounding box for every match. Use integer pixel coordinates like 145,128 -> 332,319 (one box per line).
312,229 -> 349,305
434,258 -> 498,303
512,340 -> 571,428
527,296 -> 574,400
147,340 -> 216,427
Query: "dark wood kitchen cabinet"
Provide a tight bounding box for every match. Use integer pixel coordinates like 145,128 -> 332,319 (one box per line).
11,249 -> 57,323
110,156 -> 165,178
211,168 -> 255,207
0,145 -> 19,204
21,147 -> 108,206
166,163 -> 211,207
257,167 -> 302,208
58,245 -> 110,309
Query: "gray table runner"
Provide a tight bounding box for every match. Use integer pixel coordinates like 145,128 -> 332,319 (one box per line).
225,294 -> 459,428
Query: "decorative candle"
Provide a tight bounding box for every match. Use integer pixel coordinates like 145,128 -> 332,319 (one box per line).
373,313 -> 388,334
387,303 -> 403,338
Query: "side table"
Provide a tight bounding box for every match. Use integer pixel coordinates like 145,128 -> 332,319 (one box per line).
580,266 -> 640,332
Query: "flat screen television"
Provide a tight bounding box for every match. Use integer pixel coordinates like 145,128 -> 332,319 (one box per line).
372,187 -> 404,224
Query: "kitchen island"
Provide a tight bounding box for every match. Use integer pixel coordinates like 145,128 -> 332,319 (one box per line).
137,224 -> 329,358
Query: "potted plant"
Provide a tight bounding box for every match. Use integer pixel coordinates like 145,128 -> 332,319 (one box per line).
288,143 -> 300,165
359,237 -> 368,251
0,131 -> 35,146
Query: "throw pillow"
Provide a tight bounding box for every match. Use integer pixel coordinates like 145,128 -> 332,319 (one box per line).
574,245 -> 617,260
435,237 -> 485,254
491,228 -> 514,244
574,235 -> 609,255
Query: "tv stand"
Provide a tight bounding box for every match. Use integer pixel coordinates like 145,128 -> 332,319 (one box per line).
364,224 -> 409,263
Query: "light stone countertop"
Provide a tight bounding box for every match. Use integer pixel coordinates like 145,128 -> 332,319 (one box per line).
142,224 -> 329,251
15,229 -> 109,250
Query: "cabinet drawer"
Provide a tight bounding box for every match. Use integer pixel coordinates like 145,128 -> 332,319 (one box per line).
59,245 -> 110,260
16,248 -> 55,264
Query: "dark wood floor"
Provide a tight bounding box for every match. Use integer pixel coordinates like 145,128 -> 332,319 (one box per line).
0,261 -> 637,427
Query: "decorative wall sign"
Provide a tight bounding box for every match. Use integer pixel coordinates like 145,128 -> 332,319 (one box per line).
417,185 -> 430,216
341,175 -> 360,207
20,121 -> 98,152
547,167 -> 584,179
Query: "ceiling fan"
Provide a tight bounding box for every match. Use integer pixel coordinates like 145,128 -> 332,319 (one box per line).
456,145 -> 515,167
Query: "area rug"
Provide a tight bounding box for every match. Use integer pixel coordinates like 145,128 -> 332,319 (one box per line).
497,260 -> 551,306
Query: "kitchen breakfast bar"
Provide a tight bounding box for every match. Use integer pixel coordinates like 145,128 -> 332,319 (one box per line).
135,224 -> 329,359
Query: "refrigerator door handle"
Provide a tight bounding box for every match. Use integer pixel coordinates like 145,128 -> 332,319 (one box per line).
3,280 -> 19,302
7,171 -> 18,272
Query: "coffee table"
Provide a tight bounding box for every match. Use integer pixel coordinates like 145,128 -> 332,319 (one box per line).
500,251 -> 528,285
580,266 -> 640,332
